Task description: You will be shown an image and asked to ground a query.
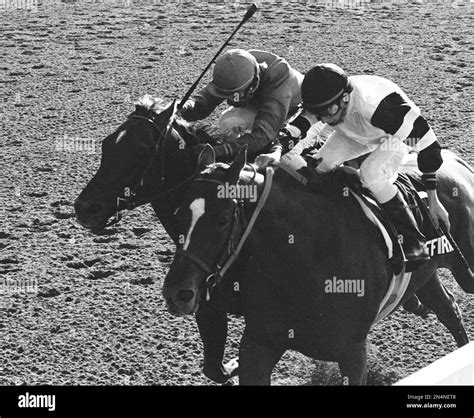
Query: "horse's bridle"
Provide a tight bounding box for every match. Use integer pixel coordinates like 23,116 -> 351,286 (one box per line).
175,177 -> 247,301
105,109 -> 196,227
174,167 -> 274,301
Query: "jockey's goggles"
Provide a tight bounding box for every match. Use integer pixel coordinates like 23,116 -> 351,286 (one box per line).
304,99 -> 341,119
227,74 -> 260,107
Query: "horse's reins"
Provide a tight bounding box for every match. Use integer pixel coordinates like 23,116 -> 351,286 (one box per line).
104,2 -> 260,228
105,108 -> 197,227
175,166 -> 274,301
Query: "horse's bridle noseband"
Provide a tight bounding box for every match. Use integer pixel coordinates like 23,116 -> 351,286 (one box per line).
105,108 -> 196,227
175,178 -> 245,300
174,167 -> 274,301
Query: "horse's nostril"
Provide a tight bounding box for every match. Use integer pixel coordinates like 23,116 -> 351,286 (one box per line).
74,199 -> 104,217
175,289 -> 195,305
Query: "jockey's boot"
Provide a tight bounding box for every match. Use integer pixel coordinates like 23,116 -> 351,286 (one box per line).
381,191 -> 430,263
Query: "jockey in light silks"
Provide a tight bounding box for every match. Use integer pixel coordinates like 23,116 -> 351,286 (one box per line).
300,63 -> 451,263
180,48 -> 323,167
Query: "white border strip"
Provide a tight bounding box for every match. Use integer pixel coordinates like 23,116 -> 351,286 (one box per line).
395,342 -> 474,385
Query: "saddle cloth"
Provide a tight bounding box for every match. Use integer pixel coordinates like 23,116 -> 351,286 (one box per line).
277,161 -> 454,324
347,171 -> 453,265
348,171 -> 454,323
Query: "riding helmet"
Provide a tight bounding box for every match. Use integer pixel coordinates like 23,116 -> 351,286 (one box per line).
209,49 -> 259,98
302,63 -> 349,108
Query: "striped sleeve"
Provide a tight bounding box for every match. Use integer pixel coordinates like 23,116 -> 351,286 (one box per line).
370,92 -> 437,151
418,141 -> 443,189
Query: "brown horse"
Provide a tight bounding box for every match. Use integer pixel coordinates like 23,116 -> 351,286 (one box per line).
163,145 -> 473,385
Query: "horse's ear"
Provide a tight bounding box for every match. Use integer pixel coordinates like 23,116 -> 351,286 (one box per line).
196,144 -> 216,170
159,99 -> 178,120
226,146 -> 247,184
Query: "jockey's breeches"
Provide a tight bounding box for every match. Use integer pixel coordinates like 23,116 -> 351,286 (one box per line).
218,105 -> 327,148
315,135 -> 411,204
218,105 -> 258,137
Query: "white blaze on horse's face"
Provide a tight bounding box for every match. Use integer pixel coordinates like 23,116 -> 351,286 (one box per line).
183,198 -> 205,250
115,129 -> 127,144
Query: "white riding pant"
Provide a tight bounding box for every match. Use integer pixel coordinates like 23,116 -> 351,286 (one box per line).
218,105 -> 327,149
218,106 -> 258,138
315,134 -> 411,203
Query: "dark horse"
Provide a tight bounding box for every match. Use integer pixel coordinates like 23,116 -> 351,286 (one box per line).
75,96 -> 473,384
75,96 -> 251,382
163,145 -> 473,384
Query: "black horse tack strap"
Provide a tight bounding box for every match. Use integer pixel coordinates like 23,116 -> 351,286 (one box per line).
176,166 -> 274,302
204,166 -> 274,301
219,167 -> 274,273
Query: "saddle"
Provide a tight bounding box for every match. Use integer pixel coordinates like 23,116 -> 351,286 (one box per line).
295,165 -> 453,274
347,171 -> 445,273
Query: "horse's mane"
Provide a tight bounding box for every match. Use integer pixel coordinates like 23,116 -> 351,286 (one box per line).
134,94 -> 223,146
134,94 -> 168,114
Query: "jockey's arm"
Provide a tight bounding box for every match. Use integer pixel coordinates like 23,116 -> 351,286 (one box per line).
417,139 -> 450,231
275,112 -> 313,154
369,91 -> 450,230
179,86 -> 224,121
394,110 -> 450,231
214,95 -> 292,162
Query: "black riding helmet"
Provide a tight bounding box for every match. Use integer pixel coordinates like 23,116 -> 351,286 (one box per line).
302,63 -> 351,110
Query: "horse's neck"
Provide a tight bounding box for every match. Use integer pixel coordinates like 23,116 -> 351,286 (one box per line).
151,198 -> 181,243
149,123 -> 200,243
247,170 -> 344,249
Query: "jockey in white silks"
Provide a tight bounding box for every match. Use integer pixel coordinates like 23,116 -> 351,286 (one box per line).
179,48 -> 326,168
178,49 -> 331,383
299,63 -> 451,263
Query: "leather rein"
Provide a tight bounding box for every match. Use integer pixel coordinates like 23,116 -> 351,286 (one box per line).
105,110 -> 197,227
175,167 -> 274,301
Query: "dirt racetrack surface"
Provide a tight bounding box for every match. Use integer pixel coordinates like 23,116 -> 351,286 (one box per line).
1,0 -> 473,386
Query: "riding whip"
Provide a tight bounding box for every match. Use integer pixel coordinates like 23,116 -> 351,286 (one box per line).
178,3 -> 259,110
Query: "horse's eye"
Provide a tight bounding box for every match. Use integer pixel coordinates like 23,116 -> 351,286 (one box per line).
218,216 -> 228,227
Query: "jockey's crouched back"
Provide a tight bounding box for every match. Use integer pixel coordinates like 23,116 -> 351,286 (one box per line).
179,48 -> 324,167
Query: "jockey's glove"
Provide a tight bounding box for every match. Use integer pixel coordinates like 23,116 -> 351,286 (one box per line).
275,114 -> 313,154
285,114 -> 312,139
418,140 -> 443,190
275,129 -> 298,154
178,99 -> 195,121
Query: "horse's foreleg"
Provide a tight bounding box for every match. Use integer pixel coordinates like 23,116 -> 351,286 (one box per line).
446,246 -> 474,294
403,295 -> 432,319
416,272 -> 469,347
338,341 -> 368,386
195,303 -> 237,383
239,327 -> 284,385
450,258 -> 474,294
439,175 -> 474,293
